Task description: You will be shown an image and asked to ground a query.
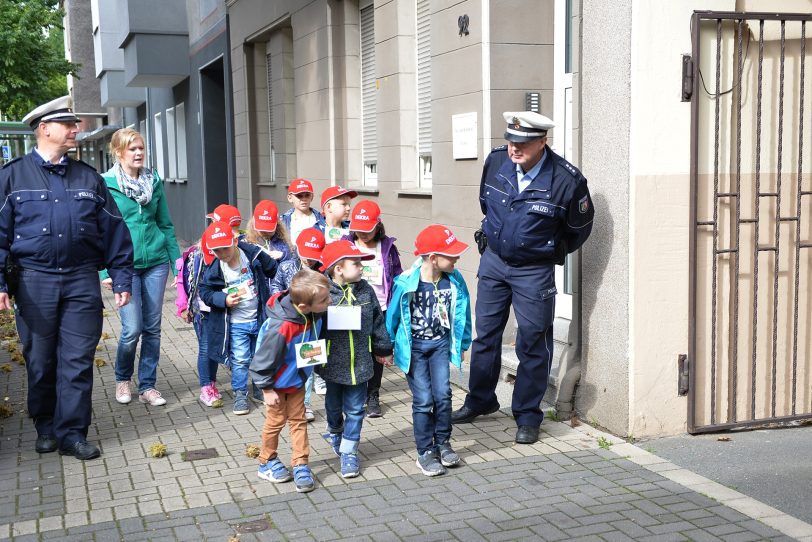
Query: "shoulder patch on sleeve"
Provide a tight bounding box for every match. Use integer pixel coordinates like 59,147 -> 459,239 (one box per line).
1,157 -> 22,169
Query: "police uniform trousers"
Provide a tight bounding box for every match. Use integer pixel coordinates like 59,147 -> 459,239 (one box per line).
464,248 -> 555,428
15,268 -> 103,448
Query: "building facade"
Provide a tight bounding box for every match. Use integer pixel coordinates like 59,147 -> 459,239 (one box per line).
70,0 -> 236,242
68,0 -> 811,437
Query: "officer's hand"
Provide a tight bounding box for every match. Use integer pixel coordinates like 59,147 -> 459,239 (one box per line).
115,292 -> 131,308
0,293 -> 12,311
101,278 -> 113,291
225,292 -> 241,307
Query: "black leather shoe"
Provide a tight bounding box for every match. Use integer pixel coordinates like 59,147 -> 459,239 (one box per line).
451,402 -> 501,424
59,441 -> 101,460
35,434 -> 58,454
515,425 -> 540,444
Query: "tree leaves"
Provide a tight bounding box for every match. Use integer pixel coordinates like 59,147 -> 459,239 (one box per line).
0,0 -> 79,119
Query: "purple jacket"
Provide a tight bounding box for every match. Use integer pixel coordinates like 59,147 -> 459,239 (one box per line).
341,234 -> 402,306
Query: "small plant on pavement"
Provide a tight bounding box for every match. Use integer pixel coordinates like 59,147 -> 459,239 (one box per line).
245,444 -> 261,458
545,410 -> 560,422
148,443 -> 168,458
597,436 -> 612,450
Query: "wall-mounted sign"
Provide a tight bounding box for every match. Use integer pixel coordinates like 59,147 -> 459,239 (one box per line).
452,112 -> 477,160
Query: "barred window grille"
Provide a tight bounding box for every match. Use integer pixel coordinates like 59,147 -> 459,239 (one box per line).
361,5 -> 377,172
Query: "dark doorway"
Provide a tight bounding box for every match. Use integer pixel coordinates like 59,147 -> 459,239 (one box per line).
200,57 -> 231,210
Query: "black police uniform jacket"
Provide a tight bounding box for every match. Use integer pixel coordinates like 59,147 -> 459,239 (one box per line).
0,153 -> 134,293
479,145 -> 594,266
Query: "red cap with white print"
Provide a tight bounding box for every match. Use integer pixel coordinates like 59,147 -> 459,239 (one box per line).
319,240 -> 374,272
348,200 -> 381,233
203,221 -> 235,250
296,228 -> 326,262
253,200 -> 279,232
413,224 -> 470,257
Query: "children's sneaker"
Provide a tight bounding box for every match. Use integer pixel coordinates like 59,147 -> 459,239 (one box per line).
305,408 -> 315,422
210,383 -> 222,400
416,450 -> 446,477
257,458 -> 292,483
314,374 -> 327,395
322,432 -> 341,456
293,464 -> 316,493
340,453 -> 360,478
233,391 -> 250,415
138,388 -> 166,406
366,391 -> 382,418
199,385 -> 217,407
115,381 -> 132,404
437,442 -> 461,467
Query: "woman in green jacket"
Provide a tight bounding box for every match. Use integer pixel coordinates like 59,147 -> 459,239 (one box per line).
101,128 -> 180,407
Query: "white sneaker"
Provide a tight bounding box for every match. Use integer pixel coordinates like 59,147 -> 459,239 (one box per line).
305,408 -> 315,422
314,375 -> 327,395
115,381 -> 132,404
139,388 -> 167,406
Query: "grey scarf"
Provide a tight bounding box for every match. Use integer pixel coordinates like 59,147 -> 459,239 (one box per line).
114,163 -> 154,205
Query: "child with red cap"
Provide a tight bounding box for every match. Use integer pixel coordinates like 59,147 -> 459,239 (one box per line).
318,185 -> 357,244
245,200 -> 294,262
386,225 -> 472,477
319,240 -> 393,478
280,178 -> 325,245
341,200 -> 402,417
270,227 -> 327,421
207,204 -> 242,233
175,235 -> 222,407
198,221 -> 278,415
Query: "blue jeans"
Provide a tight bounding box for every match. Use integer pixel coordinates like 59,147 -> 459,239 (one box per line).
325,380 -> 367,454
115,263 -> 170,393
406,337 -> 452,454
229,320 -> 258,393
194,313 -> 217,387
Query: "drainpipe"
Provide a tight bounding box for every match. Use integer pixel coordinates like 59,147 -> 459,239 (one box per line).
555,363 -> 580,418
555,249 -> 584,419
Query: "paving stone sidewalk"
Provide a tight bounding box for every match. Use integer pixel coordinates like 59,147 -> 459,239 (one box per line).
0,283 -> 809,541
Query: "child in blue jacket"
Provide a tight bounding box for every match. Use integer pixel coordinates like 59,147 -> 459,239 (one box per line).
251,269 -> 331,493
198,221 -> 278,416
386,225 -> 472,477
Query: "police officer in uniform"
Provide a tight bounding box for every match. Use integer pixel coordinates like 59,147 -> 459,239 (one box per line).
451,111 -> 594,444
0,96 -> 134,460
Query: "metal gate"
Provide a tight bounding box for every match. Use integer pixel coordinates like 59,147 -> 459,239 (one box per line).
689,11 -> 812,433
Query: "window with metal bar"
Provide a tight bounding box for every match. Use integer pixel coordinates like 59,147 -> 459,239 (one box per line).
361,4 -> 377,186
417,0 -> 431,188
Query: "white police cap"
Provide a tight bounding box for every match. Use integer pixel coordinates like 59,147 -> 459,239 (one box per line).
503,111 -> 555,143
22,95 -> 80,129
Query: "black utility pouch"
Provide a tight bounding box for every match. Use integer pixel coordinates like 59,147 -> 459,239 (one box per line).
474,229 -> 488,255
4,258 -> 19,298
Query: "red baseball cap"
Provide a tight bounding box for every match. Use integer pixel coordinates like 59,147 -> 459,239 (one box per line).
206,204 -> 242,226
319,240 -> 374,272
348,200 -> 381,233
200,236 -> 215,266
203,221 -> 235,250
320,185 -> 358,209
296,228 -> 326,262
253,200 -> 279,232
413,224 -> 470,257
288,178 -> 314,195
